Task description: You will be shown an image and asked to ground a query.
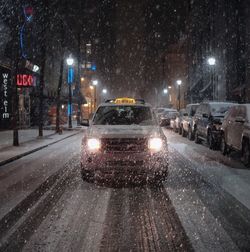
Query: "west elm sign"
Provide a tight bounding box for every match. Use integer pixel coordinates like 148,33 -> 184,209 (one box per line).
0,65 -> 12,129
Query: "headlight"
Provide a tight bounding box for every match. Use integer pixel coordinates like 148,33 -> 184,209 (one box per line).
148,138 -> 163,152
87,138 -> 101,151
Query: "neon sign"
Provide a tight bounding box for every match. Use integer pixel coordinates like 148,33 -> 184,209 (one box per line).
16,74 -> 34,87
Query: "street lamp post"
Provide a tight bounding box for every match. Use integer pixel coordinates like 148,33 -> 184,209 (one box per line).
177,80 -> 182,110
67,56 -> 74,129
102,88 -> 107,102
207,57 -> 216,100
92,80 -> 98,111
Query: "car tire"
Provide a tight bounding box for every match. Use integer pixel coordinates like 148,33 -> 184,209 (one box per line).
182,128 -> 187,137
188,127 -> 194,141
194,129 -> 201,144
179,126 -> 182,135
242,140 -> 250,167
220,135 -> 228,155
207,130 -> 215,150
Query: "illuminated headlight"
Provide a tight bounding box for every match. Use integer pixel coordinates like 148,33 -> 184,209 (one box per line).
148,138 -> 163,152
87,138 -> 101,151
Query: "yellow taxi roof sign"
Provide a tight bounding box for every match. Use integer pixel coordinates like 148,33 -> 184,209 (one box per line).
114,97 -> 136,104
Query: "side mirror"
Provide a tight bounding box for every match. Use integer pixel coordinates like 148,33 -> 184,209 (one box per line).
81,119 -> 89,127
235,116 -> 245,123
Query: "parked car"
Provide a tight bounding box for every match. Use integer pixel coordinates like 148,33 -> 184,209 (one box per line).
193,102 -> 236,149
181,104 -> 199,139
155,107 -> 176,122
159,110 -> 178,127
220,104 -> 250,166
171,109 -> 187,133
80,98 -> 169,184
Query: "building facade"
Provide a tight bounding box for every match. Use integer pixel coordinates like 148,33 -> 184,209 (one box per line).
186,0 -> 249,104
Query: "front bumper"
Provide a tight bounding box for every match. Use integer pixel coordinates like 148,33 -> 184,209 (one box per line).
81,150 -> 168,181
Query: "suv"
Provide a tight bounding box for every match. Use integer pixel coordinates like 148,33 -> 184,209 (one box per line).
80,98 -> 168,184
193,102 -> 235,149
181,104 -> 199,139
220,104 -> 250,166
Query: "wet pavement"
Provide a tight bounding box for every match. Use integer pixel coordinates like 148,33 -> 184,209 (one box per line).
0,129 -> 250,251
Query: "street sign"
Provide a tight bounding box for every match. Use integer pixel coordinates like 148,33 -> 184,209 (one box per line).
0,66 -> 12,129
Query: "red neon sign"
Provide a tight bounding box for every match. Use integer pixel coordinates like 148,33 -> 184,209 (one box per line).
17,74 -> 34,87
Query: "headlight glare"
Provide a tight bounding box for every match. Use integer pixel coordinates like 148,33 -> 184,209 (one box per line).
148,138 -> 163,152
87,138 -> 101,151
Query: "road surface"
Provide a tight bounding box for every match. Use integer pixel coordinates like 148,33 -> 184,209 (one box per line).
0,130 -> 250,251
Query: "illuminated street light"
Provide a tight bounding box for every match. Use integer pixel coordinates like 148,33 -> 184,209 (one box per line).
92,80 -> 98,86
176,80 -> 182,110
66,56 -> 74,66
207,57 -> 216,66
66,55 -> 74,129
163,88 -> 168,94
177,80 -> 182,86
207,57 -> 216,100
102,88 -> 107,94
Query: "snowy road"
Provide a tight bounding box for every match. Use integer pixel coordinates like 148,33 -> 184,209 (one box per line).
0,130 -> 250,251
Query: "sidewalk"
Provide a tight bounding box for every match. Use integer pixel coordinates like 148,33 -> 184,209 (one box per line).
0,127 -> 84,166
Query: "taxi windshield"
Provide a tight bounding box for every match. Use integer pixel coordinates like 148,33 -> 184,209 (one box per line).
92,105 -> 156,126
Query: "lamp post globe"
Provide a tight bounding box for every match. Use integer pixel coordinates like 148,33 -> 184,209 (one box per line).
177,79 -> 182,86
66,57 -> 74,66
207,57 -> 216,66
92,80 -> 98,86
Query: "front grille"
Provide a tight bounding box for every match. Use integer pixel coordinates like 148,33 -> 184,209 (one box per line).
106,160 -> 144,166
102,138 -> 147,153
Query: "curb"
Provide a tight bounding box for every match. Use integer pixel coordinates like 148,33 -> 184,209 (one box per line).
0,131 -> 83,167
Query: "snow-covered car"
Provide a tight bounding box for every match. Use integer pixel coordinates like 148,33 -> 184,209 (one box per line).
159,109 -> 178,127
181,103 -> 199,138
220,104 -> 250,166
155,107 -> 176,122
194,102 -> 236,149
80,98 -> 168,184
171,109 -> 187,133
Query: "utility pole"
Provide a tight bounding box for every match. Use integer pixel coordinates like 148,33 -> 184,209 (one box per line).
38,0 -> 50,137
38,44 -> 46,137
56,57 -> 64,133
77,32 -> 82,126
10,1 -> 22,146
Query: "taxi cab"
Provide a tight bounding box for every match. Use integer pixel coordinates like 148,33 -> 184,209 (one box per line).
80,98 -> 168,184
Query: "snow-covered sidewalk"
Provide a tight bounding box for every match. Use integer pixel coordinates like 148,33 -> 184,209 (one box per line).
0,128 -> 84,165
